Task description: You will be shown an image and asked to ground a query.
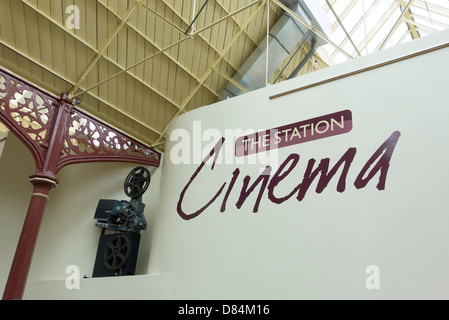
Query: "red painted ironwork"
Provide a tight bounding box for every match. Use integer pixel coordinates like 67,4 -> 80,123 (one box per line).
0,68 -> 161,173
58,107 -> 160,172
0,68 -> 58,171
0,67 -> 161,300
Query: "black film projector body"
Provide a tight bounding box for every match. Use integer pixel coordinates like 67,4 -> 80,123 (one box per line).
92,167 -> 151,278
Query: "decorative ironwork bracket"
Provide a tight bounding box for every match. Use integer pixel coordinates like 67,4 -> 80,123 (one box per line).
0,68 -> 161,176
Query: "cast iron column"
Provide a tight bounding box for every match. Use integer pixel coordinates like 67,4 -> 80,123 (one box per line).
2,178 -> 56,300
2,95 -> 71,300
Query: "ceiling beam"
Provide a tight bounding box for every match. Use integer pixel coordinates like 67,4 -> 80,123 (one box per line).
0,41 -> 162,142
160,0 -> 241,72
151,0 -> 265,147
410,12 -> 449,29
272,32 -> 328,85
21,0 -> 186,117
98,0 -> 220,98
330,0 -> 359,32
71,36 -> 190,98
138,0 -> 185,34
214,0 -> 262,47
404,18 -> 438,33
352,0 -> 402,55
403,4 -> 421,39
73,0 -> 264,101
68,0 -> 139,99
185,0 -> 211,35
414,0 -> 449,18
213,67 -> 249,93
325,0 -> 361,57
334,0 -> 382,55
378,0 -> 415,51
272,0 -> 353,60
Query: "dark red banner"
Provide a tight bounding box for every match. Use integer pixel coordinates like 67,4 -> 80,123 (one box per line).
235,110 -> 353,157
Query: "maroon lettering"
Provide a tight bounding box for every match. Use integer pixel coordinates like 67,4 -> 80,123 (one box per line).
236,166 -> 272,213
177,138 -> 226,221
297,148 -> 357,201
235,110 -> 353,156
177,131 -> 401,221
268,154 -> 301,204
354,131 -> 401,190
220,169 -> 240,213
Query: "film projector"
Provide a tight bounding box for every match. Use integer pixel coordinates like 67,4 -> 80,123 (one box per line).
92,167 -> 150,278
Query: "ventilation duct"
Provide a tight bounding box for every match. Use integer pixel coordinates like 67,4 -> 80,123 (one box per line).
218,0 -> 331,100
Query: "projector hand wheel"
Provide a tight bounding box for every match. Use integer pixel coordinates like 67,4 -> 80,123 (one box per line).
103,234 -> 132,271
124,167 -> 151,198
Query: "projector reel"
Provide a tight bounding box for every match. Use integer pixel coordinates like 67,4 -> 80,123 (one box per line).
103,234 -> 131,271
124,166 -> 151,199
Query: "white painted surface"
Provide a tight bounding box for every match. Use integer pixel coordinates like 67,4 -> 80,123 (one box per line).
150,29 -> 449,299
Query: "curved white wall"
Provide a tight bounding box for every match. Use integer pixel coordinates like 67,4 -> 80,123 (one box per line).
149,30 -> 449,299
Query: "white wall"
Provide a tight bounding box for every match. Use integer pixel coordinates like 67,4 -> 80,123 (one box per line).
0,132 -> 34,294
0,132 -> 169,299
149,30 -> 449,299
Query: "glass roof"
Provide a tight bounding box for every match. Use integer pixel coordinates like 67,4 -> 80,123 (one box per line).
317,0 -> 449,64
